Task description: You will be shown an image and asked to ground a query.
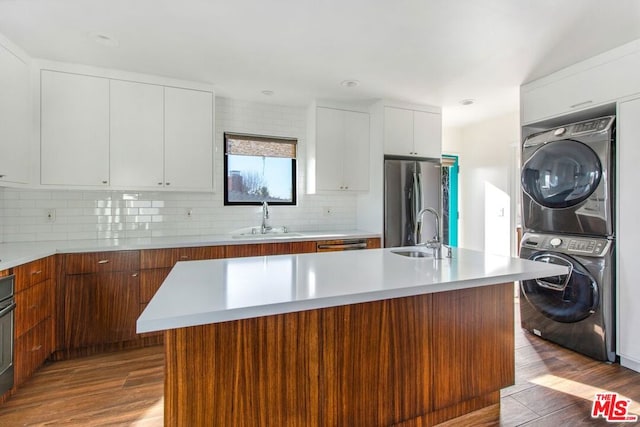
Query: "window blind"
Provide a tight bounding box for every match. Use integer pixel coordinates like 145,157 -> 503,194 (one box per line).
225,133 -> 297,158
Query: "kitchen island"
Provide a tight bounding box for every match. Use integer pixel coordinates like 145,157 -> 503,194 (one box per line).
137,247 -> 567,426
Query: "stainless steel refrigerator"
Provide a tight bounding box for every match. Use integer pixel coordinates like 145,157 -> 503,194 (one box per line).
384,157 -> 442,248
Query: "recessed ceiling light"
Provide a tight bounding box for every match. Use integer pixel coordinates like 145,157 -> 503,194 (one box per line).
459,99 -> 475,106
341,80 -> 360,88
89,32 -> 119,47
261,90 -> 274,96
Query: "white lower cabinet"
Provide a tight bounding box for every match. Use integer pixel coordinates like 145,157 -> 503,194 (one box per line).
0,41 -> 30,184
41,70 -> 110,186
617,96 -> 640,372
310,106 -> 370,192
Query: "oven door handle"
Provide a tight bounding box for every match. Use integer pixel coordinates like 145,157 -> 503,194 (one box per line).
0,302 -> 16,318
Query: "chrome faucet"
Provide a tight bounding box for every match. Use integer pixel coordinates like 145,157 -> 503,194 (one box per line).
417,207 -> 451,259
261,201 -> 272,234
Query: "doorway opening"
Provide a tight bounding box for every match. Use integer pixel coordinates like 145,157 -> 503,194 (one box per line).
442,154 -> 459,247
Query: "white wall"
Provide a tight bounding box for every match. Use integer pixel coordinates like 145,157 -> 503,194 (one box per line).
443,111 -> 519,255
0,97 -> 360,242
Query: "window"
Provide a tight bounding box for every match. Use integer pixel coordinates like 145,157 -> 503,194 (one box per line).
224,133 -> 297,205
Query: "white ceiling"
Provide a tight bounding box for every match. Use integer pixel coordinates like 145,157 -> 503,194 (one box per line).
1,0 -> 639,127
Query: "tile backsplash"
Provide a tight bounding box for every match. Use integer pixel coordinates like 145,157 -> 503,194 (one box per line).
0,97 -> 359,243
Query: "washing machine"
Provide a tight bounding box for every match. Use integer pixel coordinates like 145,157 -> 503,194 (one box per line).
519,232 -> 615,362
521,116 -> 615,237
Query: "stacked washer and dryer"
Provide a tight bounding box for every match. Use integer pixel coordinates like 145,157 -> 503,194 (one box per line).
519,116 -> 616,362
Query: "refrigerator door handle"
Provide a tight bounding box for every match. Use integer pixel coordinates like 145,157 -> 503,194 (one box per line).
413,171 -> 423,243
414,172 -> 423,244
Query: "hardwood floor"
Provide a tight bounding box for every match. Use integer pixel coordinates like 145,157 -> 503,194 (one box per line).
1,299 -> 639,426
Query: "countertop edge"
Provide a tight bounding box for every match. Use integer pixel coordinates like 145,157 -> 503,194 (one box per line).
136,253 -> 566,333
0,230 -> 381,270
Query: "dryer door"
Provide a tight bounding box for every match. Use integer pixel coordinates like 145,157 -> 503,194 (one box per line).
520,251 -> 598,323
521,139 -> 602,209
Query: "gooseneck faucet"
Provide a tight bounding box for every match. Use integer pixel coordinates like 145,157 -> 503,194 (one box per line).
416,207 -> 451,259
261,201 -> 272,234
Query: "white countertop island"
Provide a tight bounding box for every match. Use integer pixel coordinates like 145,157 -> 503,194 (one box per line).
147,246 -> 567,426
137,246 -> 567,333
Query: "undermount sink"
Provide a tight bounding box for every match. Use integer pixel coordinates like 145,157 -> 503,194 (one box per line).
391,248 -> 432,258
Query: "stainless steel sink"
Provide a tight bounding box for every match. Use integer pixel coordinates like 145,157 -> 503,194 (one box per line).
391,248 -> 432,258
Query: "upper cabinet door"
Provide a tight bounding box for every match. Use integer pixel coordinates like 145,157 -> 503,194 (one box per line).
384,106 -> 442,158
342,110 -> 370,191
413,110 -> 441,159
384,107 -> 414,156
110,80 -> 164,188
164,87 -> 214,191
41,71 -> 110,186
0,43 -> 30,184
315,107 -> 344,191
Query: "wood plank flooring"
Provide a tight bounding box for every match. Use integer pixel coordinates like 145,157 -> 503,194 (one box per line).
1,299 -> 639,426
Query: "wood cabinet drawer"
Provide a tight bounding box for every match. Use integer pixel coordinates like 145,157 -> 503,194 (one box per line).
15,279 -> 54,337
140,246 -> 225,269
15,318 -> 53,386
64,251 -> 140,274
14,256 -> 55,292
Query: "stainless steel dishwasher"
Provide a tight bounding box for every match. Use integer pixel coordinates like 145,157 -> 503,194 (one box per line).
316,239 -> 369,252
0,275 -> 15,396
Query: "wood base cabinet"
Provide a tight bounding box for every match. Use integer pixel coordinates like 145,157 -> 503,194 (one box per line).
59,251 -> 141,356
13,257 -> 55,389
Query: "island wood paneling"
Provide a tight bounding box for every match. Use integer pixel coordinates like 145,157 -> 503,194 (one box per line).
164,282 -> 514,426
431,284 -> 515,410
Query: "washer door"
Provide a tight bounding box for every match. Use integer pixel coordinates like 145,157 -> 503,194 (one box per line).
520,252 -> 599,323
521,140 -> 601,209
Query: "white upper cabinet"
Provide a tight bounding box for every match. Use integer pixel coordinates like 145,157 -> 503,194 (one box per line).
40,68 -> 214,191
384,106 -> 441,158
0,41 -> 30,185
41,70 -> 110,186
164,87 -> 214,191
308,105 -> 370,193
110,80 -> 164,188
521,41 -> 640,124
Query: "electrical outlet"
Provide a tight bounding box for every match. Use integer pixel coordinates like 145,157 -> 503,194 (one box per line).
46,209 -> 56,222
323,206 -> 332,216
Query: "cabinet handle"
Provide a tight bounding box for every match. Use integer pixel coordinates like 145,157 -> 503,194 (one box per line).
165,182 -> 171,186
98,259 -> 110,264
31,344 -> 42,352
570,100 -> 593,109
102,180 -> 108,184
180,255 -> 189,259
32,270 -> 42,275
158,182 -> 163,185
131,273 -> 139,277
0,174 -> 5,178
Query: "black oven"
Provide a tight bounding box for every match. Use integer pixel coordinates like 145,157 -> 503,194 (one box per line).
0,275 -> 15,396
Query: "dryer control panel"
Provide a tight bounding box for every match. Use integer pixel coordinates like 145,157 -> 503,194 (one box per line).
521,233 -> 611,257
